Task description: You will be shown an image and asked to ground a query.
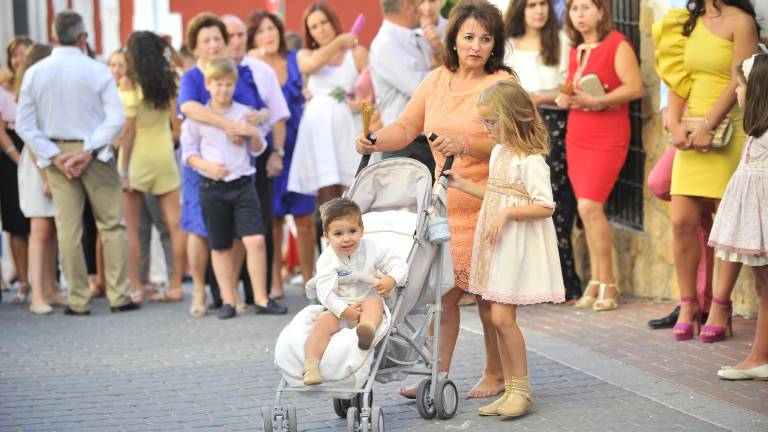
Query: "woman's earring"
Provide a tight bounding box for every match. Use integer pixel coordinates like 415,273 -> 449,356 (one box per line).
491,51 -> 495,55
453,46 -> 457,51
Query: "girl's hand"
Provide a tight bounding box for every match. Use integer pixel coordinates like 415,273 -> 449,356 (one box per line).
430,135 -> 463,157
689,122 -> 714,152
355,133 -> 378,155
483,215 -> 506,244
442,169 -> 465,190
668,121 -> 692,150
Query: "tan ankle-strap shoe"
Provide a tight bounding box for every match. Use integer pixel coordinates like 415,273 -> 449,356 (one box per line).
497,376 -> 532,417
303,358 -> 323,386
478,380 -> 513,416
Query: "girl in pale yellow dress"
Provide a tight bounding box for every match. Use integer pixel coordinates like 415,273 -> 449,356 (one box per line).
654,0 -> 759,341
119,31 -> 185,303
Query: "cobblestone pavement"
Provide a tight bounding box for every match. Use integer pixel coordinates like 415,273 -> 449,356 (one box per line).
0,285 -> 764,431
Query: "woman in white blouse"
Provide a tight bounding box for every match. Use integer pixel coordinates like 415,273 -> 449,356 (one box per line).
503,0 -> 583,302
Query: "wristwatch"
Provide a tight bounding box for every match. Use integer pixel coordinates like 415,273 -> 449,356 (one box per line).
272,147 -> 285,157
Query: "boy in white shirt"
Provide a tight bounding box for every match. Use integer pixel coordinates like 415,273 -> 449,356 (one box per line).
303,198 -> 408,385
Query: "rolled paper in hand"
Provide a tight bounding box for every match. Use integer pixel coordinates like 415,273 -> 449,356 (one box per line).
362,102 -> 373,135
351,14 -> 366,35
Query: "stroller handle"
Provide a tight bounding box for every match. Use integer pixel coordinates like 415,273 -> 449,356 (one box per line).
356,133 -> 377,176
427,133 -> 455,177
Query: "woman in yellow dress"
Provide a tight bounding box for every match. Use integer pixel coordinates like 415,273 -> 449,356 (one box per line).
655,0 -> 758,341
119,31 -> 185,303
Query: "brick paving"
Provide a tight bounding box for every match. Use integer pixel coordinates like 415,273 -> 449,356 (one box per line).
0,285 -> 764,431
515,298 -> 768,415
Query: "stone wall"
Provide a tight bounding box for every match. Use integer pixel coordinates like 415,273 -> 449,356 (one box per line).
571,0 -> 758,318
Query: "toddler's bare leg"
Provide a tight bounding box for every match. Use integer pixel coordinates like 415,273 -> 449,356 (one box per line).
304,311 -> 340,385
357,297 -> 384,350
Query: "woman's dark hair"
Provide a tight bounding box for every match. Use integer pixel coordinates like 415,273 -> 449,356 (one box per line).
247,11 -> 287,55
564,0 -> 613,47
504,0 -> 561,66
683,0 -> 760,37
444,0 -> 512,74
15,43 -> 53,99
186,12 -> 229,52
302,2 -> 342,50
125,31 -> 177,111
741,54 -> 768,138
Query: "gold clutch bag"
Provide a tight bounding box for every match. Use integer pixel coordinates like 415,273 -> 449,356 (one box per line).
677,116 -> 734,148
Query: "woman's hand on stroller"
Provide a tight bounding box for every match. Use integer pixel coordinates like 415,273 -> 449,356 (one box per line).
342,303 -> 363,321
372,273 -> 397,297
355,133 -> 378,155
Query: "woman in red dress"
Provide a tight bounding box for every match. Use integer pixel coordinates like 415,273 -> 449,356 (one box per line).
555,0 -> 643,311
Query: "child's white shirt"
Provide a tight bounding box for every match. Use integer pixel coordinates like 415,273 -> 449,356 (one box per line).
315,238 -> 408,318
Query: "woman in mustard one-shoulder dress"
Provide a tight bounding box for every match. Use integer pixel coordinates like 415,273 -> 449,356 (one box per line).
654,1 -> 758,342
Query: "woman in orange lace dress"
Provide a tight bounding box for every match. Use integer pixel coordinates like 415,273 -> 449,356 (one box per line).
356,0 -> 514,399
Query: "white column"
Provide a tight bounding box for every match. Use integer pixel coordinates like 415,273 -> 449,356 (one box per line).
0,1 -> 14,68
26,0 -> 50,43
131,0 -> 183,49
72,0 -> 96,54
100,0 -> 121,55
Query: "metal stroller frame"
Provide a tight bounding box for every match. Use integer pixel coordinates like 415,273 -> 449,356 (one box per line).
262,149 -> 459,432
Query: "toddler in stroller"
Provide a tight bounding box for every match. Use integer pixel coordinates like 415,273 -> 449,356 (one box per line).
303,197 -> 408,385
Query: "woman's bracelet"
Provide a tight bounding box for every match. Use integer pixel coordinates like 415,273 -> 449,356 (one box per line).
3,146 -> 17,155
459,135 -> 470,157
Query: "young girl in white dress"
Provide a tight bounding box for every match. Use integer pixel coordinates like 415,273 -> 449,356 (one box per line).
707,53 -> 768,380
446,80 -> 565,418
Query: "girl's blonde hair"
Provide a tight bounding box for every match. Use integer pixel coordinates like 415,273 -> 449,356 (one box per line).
477,80 -> 549,156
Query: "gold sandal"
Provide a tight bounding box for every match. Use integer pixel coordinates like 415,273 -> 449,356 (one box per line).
573,280 -> 600,308
593,283 -> 620,311
189,292 -> 207,317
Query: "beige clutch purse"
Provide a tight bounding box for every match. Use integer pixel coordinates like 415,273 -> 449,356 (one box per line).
677,116 -> 734,149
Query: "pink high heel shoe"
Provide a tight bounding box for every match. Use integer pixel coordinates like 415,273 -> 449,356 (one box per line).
700,297 -> 732,343
673,296 -> 700,341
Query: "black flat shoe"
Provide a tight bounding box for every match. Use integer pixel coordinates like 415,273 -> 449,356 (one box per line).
254,299 -> 288,315
217,304 -> 236,319
647,305 -> 679,329
110,302 -> 141,313
64,307 -> 90,316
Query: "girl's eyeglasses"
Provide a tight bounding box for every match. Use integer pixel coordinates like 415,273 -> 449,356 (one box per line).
480,118 -> 498,130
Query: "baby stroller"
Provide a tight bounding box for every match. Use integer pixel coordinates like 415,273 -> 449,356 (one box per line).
262,151 -> 459,432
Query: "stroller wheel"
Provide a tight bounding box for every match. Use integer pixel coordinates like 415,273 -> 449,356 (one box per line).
333,398 -> 350,418
370,405 -> 385,432
355,390 -> 373,409
435,379 -> 459,419
286,405 -> 298,432
415,379 -> 436,419
346,406 -> 360,432
261,406 -> 273,431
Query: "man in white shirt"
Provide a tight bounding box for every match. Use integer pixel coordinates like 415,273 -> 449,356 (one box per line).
370,0 -> 437,178
222,14 -> 291,304
16,10 -> 135,315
